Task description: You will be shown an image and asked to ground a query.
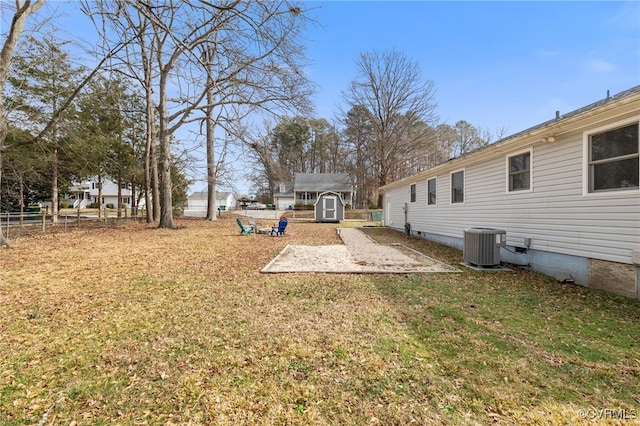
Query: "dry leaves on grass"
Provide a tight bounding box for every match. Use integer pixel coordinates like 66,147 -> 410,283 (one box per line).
2,218 -> 439,424
2,216 -> 639,425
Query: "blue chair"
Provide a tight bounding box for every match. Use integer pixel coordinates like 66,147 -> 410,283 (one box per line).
271,217 -> 288,236
236,218 -> 254,235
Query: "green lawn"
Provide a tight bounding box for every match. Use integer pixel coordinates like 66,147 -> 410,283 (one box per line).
0,218 -> 638,425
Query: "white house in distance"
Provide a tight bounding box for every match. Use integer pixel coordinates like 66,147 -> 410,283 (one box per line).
65,178 -> 135,208
381,86 -> 640,299
183,190 -> 237,217
273,173 -> 353,210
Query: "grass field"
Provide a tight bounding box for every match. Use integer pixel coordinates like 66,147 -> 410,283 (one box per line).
1,216 -> 638,425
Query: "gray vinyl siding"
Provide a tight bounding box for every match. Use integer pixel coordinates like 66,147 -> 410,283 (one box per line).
385,123 -> 640,265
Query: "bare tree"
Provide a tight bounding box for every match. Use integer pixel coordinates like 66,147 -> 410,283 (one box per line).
343,49 -> 438,207
83,1 -> 163,223
448,120 -> 486,157
343,105 -> 375,208
245,122 -> 289,198
192,2 -> 314,220
85,0 -> 313,228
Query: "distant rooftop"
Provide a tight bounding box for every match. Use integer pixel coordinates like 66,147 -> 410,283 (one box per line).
294,173 -> 352,192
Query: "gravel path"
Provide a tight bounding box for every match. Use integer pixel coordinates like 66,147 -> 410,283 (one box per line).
261,228 -> 459,273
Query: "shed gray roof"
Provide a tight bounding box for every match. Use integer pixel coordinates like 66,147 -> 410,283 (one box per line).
294,173 -> 352,192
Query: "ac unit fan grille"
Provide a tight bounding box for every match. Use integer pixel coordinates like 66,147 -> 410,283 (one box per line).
463,228 -> 506,266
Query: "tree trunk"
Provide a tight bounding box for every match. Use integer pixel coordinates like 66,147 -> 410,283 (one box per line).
131,174 -> 137,215
151,140 -> 160,222
0,234 -> 9,248
157,135 -> 173,228
144,90 -> 154,223
97,174 -> 103,218
204,61 -> 217,221
19,172 -> 24,225
51,147 -> 59,223
157,76 -> 174,229
117,175 -> 122,217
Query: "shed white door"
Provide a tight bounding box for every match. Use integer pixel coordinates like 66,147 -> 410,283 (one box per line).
323,195 -> 337,220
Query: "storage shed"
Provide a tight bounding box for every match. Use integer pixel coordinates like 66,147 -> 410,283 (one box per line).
314,191 -> 345,222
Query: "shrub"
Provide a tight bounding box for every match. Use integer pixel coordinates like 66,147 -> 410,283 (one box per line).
106,203 -> 114,209
119,203 -> 127,209
60,201 -> 70,209
90,202 -> 99,209
294,203 -> 313,211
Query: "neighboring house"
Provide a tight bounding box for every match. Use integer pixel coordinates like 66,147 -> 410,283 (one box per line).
274,173 -> 353,210
273,181 -> 295,210
65,178 -> 135,208
183,190 -> 237,217
380,86 -> 640,299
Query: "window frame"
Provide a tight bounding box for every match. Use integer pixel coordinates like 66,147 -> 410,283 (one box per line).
297,192 -> 315,201
506,148 -> 533,193
582,117 -> 640,196
427,177 -> 437,206
410,183 -> 416,203
450,169 -> 465,204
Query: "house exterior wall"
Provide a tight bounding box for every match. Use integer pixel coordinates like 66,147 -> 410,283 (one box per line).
274,196 -> 295,210
187,194 -> 207,211
184,192 -> 236,217
66,179 -> 134,208
382,94 -> 640,299
220,193 -> 237,210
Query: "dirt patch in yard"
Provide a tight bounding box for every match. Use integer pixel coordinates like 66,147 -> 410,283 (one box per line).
262,228 -> 459,273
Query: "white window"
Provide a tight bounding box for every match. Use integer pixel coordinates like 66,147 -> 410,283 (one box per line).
507,149 -> 532,192
410,183 -> 416,203
586,120 -> 639,193
298,193 -> 315,201
451,170 -> 464,203
427,178 -> 436,205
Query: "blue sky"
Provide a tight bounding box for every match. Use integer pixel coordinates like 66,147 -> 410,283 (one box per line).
304,1 -> 640,135
41,0 -> 640,136
19,1 -> 640,194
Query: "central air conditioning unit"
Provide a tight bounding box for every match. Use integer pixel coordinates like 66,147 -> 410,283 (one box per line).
463,228 -> 506,267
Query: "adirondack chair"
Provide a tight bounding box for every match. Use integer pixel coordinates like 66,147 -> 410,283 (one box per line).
236,217 -> 254,235
247,216 -> 268,233
271,217 -> 288,236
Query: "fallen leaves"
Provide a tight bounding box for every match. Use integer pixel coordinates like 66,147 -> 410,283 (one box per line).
1,217 -> 639,424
